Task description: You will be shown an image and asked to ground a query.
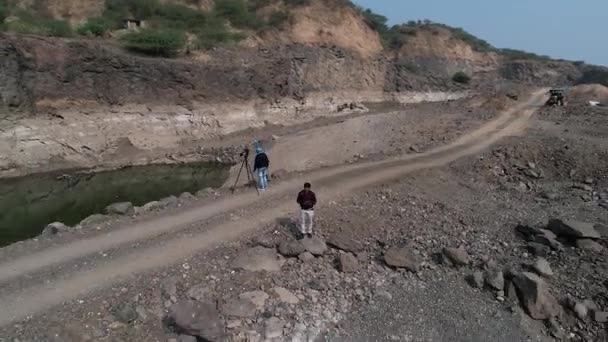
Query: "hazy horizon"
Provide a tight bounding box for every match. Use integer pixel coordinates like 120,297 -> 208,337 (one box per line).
353,0 -> 607,66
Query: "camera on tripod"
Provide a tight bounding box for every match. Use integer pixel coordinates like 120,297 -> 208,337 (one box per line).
239,147 -> 250,159
231,145 -> 258,195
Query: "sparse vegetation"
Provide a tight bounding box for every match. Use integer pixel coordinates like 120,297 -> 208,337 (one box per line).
283,0 -> 311,7
213,0 -> 262,29
499,48 -> 551,61
267,10 -> 290,28
77,17 -> 112,37
452,71 -> 471,84
0,0 -> 8,30
120,28 -> 186,57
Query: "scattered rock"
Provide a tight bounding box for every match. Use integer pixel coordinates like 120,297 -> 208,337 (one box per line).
80,214 -> 107,226
160,195 -> 179,207
527,243 -> 551,257
179,192 -> 196,201
541,192 -> 559,200
238,291 -> 269,310
384,246 -> 421,271
442,246 -> 470,266
301,236 -> 328,256
512,272 -> 561,320
195,188 -> 215,197
532,230 -> 562,250
505,280 -> 518,304
278,240 -> 306,257
485,270 -> 505,291
104,202 -> 134,216
356,252 -> 368,263
271,169 -> 288,180
574,302 -> 588,320
467,271 -> 485,289
141,201 -> 163,211
177,335 -> 196,342
226,320 -> 242,329
584,177 -> 594,184
327,233 -> 363,253
232,247 -> 281,272
516,224 -> 543,237
271,287 -> 299,304
594,311 -> 608,323
113,303 -> 137,323
186,284 -> 212,301
167,301 -> 224,341
594,223 -> 608,237
532,258 -> 553,277
575,239 -> 604,252
222,299 -> 258,318
298,252 -> 315,263
573,183 -> 593,192
409,145 -> 421,153
338,253 -> 359,273
264,317 -> 284,339
583,299 -> 598,312
547,219 -> 600,239
41,222 -> 68,236
162,277 -> 179,303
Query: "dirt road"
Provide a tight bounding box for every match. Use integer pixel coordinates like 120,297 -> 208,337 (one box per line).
0,90 -> 546,327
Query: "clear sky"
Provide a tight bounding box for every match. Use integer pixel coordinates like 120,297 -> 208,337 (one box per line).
353,0 -> 607,66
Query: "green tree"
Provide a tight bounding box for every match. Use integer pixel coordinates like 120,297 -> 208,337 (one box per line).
77,17 -> 112,36
214,0 -> 260,28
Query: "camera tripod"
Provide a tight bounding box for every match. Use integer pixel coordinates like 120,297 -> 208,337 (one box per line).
231,148 -> 259,195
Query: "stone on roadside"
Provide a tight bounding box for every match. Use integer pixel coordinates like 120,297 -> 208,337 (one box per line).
466,271 -> 485,289
575,239 -> 604,252
238,291 -> 269,310
222,298 -> 258,318
485,270 -> 504,291
298,252 -> 315,263
443,246 -> 471,266
232,246 -> 281,272
179,192 -> 196,201
547,219 -> 600,239
167,300 -> 223,341
264,317 -> 284,339
512,272 -> 561,320
80,214 -> 107,226
338,253 -> 359,273
41,222 -> 69,236
278,240 -> 306,257
160,195 -> 179,207
195,188 -> 215,198
327,233 -> 363,253
532,257 -> 553,277
271,287 -> 299,304
301,236 -> 328,256
582,299 -> 598,312
384,246 -> 421,272
105,202 -> 134,216
141,201 -> 163,212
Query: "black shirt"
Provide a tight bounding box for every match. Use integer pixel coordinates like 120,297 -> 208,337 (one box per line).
254,153 -> 269,170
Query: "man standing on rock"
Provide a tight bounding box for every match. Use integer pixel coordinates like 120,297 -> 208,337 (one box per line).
253,141 -> 270,192
297,182 -> 317,238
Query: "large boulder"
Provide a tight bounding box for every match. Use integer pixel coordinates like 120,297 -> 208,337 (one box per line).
301,237 -> 328,256
232,247 -> 281,272
278,240 -> 305,257
327,233 -> 363,253
512,272 -> 561,320
222,298 -> 258,318
384,246 -> 421,271
167,301 -> 224,341
575,239 -> 604,252
547,219 -> 600,239
532,257 -> 554,277
485,270 -> 504,291
104,202 -> 134,216
271,287 -> 299,304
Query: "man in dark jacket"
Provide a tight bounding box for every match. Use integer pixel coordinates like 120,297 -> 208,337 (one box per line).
297,182 -> 317,238
253,143 -> 270,191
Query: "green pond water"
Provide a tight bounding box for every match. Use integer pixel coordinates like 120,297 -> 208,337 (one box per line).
0,162 -> 229,247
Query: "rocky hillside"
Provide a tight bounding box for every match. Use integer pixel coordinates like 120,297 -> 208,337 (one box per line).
0,0 -> 606,177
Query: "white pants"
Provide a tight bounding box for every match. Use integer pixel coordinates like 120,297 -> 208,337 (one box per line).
300,210 -> 314,234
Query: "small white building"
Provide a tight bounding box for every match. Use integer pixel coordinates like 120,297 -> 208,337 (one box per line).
123,18 -> 146,30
